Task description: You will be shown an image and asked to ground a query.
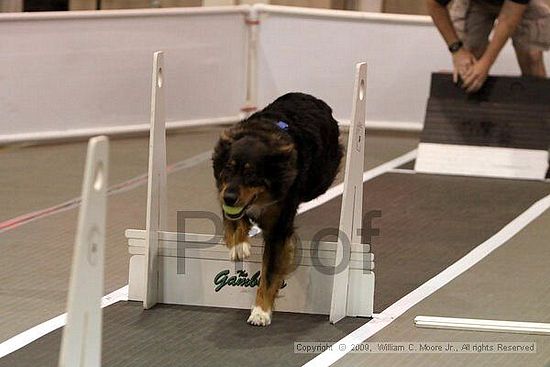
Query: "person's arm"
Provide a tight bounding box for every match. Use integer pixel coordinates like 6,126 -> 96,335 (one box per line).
426,0 -> 477,83
462,0 -> 528,92
426,0 -> 460,45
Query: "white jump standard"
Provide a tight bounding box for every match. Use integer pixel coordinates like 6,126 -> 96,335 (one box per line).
127,53 -> 374,325
59,136 -> 109,367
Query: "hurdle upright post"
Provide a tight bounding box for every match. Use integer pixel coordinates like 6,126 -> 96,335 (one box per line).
58,136 -> 109,367
143,51 -> 168,309
330,62 -> 367,324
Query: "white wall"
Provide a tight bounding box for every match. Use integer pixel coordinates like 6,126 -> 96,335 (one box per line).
0,7 -> 248,143
2,5 -> 548,143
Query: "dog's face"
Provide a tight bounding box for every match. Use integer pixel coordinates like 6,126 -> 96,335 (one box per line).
213,126 -> 297,221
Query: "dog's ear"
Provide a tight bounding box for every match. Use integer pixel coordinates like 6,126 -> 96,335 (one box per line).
268,142 -> 298,189
212,129 -> 234,181
269,142 -> 296,163
215,128 -> 235,154
219,126 -> 246,145
219,129 -> 233,143
276,143 -> 294,155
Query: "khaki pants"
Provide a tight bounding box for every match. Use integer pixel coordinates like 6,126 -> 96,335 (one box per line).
450,0 -> 550,52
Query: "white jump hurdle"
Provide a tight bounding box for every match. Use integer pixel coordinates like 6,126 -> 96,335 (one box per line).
126,53 -> 374,322
59,136 -> 109,367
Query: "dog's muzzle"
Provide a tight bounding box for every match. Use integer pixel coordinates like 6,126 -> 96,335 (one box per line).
223,206 -> 247,221
223,195 -> 256,221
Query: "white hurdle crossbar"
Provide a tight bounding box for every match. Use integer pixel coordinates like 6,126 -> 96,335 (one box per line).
132,55 -> 373,322
59,136 -> 109,367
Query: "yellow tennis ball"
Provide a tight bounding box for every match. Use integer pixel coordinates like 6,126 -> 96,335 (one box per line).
222,204 -> 244,215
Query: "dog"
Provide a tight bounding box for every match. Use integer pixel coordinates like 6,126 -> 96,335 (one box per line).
212,92 -> 343,326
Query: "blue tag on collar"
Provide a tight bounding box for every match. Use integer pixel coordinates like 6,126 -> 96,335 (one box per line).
276,120 -> 289,130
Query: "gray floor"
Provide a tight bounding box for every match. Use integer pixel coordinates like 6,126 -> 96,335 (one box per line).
2,129 -> 549,367
297,172 -> 550,312
0,127 -> 225,222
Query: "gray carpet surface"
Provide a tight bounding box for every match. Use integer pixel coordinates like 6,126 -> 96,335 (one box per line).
1,174 -> 548,367
0,132 -> 418,341
334,207 -> 550,367
0,301 -> 367,367
297,173 -> 550,312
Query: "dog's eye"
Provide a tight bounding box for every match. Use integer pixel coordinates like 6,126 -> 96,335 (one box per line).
243,165 -> 254,176
225,161 -> 236,171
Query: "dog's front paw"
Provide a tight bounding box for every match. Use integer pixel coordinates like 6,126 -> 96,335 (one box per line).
229,242 -> 251,261
247,306 -> 271,326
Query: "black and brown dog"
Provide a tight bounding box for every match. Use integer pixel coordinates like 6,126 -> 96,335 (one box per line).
212,92 -> 343,326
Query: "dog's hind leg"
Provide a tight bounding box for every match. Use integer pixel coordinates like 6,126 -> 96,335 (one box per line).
223,218 -> 252,261
248,233 -> 295,326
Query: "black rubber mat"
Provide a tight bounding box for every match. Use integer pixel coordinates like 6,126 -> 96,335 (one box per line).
2,173 -> 548,367
422,73 -> 550,149
422,99 -> 549,149
429,72 -> 550,105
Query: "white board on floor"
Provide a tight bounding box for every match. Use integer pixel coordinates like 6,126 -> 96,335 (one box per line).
415,143 -> 549,180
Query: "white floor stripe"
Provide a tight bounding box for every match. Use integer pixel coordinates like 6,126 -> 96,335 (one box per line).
0,149 -> 417,358
303,193 -> 550,367
298,149 -> 417,214
388,168 -> 416,175
0,286 -> 128,359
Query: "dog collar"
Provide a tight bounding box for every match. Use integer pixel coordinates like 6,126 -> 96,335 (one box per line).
276,120 -> 289,130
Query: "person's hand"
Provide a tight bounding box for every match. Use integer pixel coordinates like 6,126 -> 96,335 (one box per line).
452,48 -> 476,84
461,59 -> 491,93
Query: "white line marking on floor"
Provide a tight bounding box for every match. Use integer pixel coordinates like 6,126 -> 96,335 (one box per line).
302,193 -> 550,367
388,168 -> 416,175
0,149 -> 417,357
298,149 -> 417,214
0,151 -> 212,234
0,286 -> 128,359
